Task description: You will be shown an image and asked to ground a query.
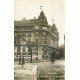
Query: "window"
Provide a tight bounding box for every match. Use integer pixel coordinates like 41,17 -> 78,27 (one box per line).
44,40 -> 47,44
43,32 -> 48,36
35,32 -> 38,35
28,32 -> 31,37
42,27 -> 47,29
28,26 -> 33,30
35,26 -> 39,29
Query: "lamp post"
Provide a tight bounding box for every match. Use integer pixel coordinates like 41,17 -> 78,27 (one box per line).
28,46 -> 32,63
17,46 -> 22,65
16,32 -> 22,65
36,40 -> 38,60
35,39 -> 38,61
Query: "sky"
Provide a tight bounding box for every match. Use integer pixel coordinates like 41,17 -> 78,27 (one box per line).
14,0 -> 65,46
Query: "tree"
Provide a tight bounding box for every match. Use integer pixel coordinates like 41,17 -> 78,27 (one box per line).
59,44 -> 65,59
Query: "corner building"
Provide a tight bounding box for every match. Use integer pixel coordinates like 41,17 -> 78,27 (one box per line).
14,10 -> 59,60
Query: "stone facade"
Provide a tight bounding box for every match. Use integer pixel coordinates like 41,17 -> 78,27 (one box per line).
14,11 -> 59,60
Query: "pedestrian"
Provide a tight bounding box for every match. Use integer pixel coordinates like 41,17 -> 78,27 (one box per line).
22,56 -> 25,66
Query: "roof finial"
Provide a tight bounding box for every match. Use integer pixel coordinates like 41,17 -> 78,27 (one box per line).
40,6 -> 43,11
52,19 -> 54,24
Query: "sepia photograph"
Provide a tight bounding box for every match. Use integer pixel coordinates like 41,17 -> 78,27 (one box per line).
14,0 -> 65,80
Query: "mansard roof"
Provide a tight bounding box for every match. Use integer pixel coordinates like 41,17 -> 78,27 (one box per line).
51,23 -> 58,32
14,11 -> 59,31
14,10 -> 49,27
14,18 -> 37,26
37,11 -> 48,26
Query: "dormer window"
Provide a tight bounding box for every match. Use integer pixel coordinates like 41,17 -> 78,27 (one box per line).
35,26 -> 39,29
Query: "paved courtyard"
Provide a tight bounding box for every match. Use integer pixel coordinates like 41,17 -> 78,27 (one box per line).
14,60 -> 65,80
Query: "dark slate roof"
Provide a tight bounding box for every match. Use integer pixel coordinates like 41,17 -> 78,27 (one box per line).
14,19 -> 37,26
37,11 -> 48,26
51,23 -> 58,31
14,11 -> 48,27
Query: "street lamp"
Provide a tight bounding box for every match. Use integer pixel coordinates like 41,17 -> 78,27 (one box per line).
28,46 -> 32,63
36,40 -> 38,60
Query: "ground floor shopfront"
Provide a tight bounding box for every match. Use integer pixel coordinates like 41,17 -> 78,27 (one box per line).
14,45 -> 59,63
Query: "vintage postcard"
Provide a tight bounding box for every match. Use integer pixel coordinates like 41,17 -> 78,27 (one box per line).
14,0 -> 65,80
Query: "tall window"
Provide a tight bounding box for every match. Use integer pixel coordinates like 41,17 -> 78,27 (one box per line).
35,32 -> 38,35
29,26 -> 33,30
28,32 -> 31,37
